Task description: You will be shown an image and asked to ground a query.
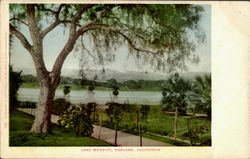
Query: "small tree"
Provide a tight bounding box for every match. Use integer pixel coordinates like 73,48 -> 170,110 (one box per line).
112,86 -> 119,96
63,85 -> 70,101
88,83 -> 95,91
161,73 -> 192,114
88,75 -> 97,91
112,85 -> 119,103
63,86 -> 71,95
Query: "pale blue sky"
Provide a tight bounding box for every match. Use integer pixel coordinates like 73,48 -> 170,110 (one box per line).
10,5 -> 211,74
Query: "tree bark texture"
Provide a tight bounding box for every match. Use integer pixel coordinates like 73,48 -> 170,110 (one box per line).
31,82 -> 56,133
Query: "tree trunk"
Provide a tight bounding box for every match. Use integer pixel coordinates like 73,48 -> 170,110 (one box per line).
78,115 -> 83,135
88,91 -> 95,103
31,81 -> 57,133
136,111 -> 139,130
64,94 -> 70,101
113,95 -> 118,103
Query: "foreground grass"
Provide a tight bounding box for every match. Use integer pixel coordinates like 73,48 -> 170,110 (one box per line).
9,110 -> 111,146
20,83 -> 161,92
142,134 -> 190,146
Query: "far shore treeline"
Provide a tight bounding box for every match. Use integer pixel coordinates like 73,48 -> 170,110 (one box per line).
20,73 -> 210,91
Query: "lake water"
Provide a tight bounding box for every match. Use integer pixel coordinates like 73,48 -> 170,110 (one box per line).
17,88 -> 162,105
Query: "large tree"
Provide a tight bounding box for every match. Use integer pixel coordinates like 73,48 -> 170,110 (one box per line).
9,4 -> 205,133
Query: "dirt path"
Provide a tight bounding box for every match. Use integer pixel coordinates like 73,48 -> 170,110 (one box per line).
91,125 -> 171,146
18,108 -> 171,146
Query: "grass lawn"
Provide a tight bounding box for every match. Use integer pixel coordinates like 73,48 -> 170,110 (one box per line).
9,110 -> 111,146
94,105 -> 211,146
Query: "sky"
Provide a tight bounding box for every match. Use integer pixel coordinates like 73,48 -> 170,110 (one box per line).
10,4 -> 211,74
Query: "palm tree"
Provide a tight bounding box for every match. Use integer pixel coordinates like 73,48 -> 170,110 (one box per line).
185,75 -> 211,118
161,73 -> 192,114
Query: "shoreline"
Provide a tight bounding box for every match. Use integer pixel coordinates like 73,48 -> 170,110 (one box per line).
20,84 -> 162,92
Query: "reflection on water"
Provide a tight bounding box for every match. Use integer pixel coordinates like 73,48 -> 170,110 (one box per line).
18,88 -> 162,105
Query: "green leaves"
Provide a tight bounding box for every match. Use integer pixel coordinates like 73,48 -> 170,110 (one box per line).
185,75 -> 211,117
88,83 -> 95,91
161,74 -> 211,117
52,98 -> 71,115
9,65 -> 23,110
161,73 -> 192,114
10,4 -> 205,73
58,105 -> 93,136
186,117 -> 211,146
9,4 -> 26,19
140,105 -> 150,122
63,85 -> 70,95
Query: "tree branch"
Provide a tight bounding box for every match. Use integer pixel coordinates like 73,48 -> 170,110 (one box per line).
41,19 -> 71,39
26,4 -> 41,42
76,6 -> 111,37
72,4 -> 96,24
94,15 -> 147,40
41,4 -> 69,39
9,24 -> 32,53
79,24 -> 163,55
36,5 -> 56,14
53,4 -> 66,20
69,4 -> 96,35
10,18 -> 29,27
41,21 -> 60,39
57,4 -> 64,11
50,4 -> 97,85
116,30 -> 163,55
80,35 -> 96,59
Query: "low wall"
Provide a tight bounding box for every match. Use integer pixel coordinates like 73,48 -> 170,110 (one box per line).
17,108 -> 59,124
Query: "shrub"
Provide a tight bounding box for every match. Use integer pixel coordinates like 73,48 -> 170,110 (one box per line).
52,98 -> 71,115
105,102 -> 116,123
83,103 -> 97,121
58,105 -> 93,136
113,103 -> 125,123
85,103 -> 97,118
140,105 -> 150,122
9,66 -> 22,110
185,117 -> 211,146
63,86 -> 70,95
105,102 -> 129,125
105,103 -> 150,128
18,101 -> 37,108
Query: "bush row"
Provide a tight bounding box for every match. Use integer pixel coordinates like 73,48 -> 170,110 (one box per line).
17,101 -> 37,108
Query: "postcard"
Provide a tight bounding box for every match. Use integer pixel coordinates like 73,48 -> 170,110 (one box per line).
0,1 -> 249,158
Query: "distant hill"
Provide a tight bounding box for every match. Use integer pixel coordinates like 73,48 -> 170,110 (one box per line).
14,67 -> 210,82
